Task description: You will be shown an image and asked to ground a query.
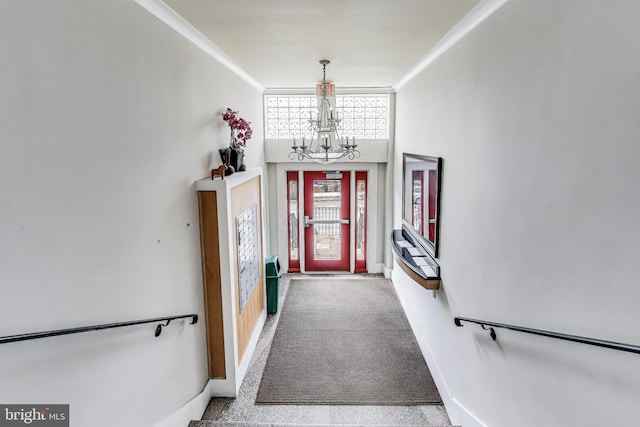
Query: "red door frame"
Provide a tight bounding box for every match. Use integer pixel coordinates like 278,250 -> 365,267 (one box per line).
303,171 -> 350,271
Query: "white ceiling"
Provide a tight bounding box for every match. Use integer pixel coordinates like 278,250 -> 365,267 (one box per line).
162,0 -> 481,89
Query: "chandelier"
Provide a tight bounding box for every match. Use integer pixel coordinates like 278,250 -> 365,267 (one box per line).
289,60 -> 360,164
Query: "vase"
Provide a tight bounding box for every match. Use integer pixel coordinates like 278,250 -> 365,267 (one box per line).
218,147 -> 245,172
229,148 -> 245,171
218,148 -> 229,165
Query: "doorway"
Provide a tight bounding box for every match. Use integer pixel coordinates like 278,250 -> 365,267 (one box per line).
285,169 -> 370,273
303,171 -> 350,271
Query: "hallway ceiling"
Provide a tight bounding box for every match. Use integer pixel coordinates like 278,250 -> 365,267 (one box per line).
163,0 -> 480,88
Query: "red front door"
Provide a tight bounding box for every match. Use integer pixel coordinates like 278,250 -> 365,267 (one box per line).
303,171 -> 350,271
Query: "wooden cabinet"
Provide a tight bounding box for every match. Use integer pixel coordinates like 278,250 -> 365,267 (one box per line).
196,168 -> 266,397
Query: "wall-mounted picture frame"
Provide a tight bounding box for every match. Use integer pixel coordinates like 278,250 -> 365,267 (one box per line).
402,153 -> 442,258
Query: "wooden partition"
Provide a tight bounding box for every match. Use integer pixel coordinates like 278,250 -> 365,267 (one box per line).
196,168 -> 266,397
198,191 -> 226,378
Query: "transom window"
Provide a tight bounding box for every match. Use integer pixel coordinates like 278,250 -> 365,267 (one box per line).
265,94 -> 389,140
336,96 -> 388,139
265,96 -> 317,140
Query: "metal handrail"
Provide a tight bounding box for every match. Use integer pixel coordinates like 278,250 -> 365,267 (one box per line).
0,314 -> 198,345
454,316 -> 640,354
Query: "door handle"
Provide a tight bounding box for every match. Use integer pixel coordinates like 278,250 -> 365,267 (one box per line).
311,219 -> 349,224
304,217 -> 350,226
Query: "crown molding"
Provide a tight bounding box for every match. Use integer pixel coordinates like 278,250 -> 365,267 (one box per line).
394,0 -> 510,90
263,87 -> 394,95
134,0 -> 264,92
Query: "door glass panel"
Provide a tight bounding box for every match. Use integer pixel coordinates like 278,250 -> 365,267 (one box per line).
412,171 -> 424,234
288,180 -> 299,261
313,179 -> 341,260
356,179 -> 365,261
287,171 -> 300,272
428,170 -> 437,242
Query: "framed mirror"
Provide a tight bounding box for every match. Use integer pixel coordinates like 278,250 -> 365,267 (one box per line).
402,153 -> 442,258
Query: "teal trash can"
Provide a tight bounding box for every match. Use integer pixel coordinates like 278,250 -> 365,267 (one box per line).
265,256 -> 281,314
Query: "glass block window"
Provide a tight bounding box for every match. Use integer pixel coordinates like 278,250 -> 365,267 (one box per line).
336,96 -> 388,139
265,96 -> 317,140
265,94 -> 389,140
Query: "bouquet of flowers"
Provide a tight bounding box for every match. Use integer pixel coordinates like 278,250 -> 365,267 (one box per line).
222,108 -> 252,150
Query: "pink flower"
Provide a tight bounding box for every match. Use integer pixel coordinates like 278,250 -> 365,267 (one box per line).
221,108 -> 252,149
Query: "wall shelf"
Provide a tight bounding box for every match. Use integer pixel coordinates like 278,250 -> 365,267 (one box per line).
391,228 -> 441,290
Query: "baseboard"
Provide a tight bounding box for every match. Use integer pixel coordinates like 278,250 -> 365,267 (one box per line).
154,381 -> 212,427
390,266 -> 487,427
208,377 -> 237,398
156,310 -> 267,425
372,262 -> 386,274
449,397 -> 489,427
383,265 -> 393,278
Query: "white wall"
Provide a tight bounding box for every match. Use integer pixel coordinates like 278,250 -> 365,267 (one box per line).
0,1 -> 263,426
393,1 -> 640,426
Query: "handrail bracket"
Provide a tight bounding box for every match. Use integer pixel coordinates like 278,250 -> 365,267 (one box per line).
481,324 -> 497,341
